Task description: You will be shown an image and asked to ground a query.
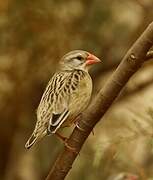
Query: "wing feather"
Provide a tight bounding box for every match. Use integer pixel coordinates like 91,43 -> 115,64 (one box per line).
48,109 -> 69,133
48,70 -> 85,133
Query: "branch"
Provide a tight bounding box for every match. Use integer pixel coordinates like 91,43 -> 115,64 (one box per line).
46,22 -> 153,180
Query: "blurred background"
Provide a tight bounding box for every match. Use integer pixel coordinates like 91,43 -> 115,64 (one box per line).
0,0 -> 153,179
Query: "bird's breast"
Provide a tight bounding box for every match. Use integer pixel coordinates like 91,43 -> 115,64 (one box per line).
64,72 -> 92,126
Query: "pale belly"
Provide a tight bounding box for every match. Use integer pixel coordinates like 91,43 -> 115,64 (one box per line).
62,74 -> 92,127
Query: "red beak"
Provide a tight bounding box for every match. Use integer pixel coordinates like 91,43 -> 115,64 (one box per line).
86,53 -> 101,65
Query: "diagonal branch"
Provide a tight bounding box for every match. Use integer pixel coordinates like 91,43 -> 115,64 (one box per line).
46,22 -> 153,180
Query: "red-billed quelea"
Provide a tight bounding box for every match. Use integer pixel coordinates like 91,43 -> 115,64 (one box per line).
25,50 -> 101,149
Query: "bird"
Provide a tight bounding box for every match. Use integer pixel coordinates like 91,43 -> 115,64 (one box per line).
25,50 -> 101,149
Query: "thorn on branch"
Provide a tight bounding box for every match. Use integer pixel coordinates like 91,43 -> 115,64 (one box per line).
127,53 -> 137,64
130,54 -> 137,60
145,50 -> 153,61
75,122 -> 86,132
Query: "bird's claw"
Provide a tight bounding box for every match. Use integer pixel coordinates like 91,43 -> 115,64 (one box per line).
75,121 -> 86,132
55,132 -> 78,154
55,132 -> 68,142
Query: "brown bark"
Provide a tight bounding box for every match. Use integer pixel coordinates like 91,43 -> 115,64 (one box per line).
46,22 -> 153,180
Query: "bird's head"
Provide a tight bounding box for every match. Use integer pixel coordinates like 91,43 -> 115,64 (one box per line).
59,50 -> 101,71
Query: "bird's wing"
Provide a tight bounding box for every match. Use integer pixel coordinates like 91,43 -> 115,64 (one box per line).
48,70 -> 86,133
25,72 -> 68,149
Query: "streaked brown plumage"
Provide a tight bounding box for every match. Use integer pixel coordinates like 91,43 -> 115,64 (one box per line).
25,50 -> 101,149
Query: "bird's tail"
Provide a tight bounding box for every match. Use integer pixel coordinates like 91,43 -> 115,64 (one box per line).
25,133 -> 38,149
25,130 -> 47,149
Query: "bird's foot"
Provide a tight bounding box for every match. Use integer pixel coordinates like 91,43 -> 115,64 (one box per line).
55,132 -> 68,142
75,120 -> 95,135
55,132 -> 77,153
75,121 -> 86,132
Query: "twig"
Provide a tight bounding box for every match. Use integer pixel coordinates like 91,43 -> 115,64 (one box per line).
145,50 -> 153,61
46,22 -> 153,180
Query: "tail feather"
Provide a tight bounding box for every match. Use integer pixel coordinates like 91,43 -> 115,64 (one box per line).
25,134 -> 37,149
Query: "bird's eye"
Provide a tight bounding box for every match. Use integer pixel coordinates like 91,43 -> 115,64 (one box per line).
77,55 -> 83,60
